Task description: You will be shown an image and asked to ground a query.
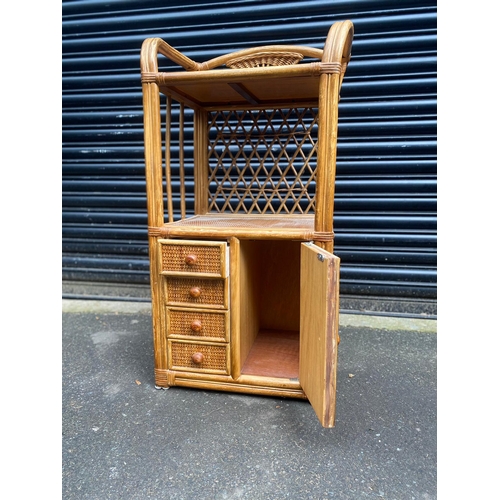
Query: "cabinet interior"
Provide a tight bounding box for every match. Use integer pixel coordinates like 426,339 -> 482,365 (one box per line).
237,239 -> 301,379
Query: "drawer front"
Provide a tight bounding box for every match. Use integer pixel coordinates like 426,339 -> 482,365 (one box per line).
159,239 -> 228,278
168,340 -> 230,375
167,308 -> 229,342
165,277 -> 228,309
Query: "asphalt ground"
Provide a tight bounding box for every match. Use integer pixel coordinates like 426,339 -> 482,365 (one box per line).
62,299 -> 437,500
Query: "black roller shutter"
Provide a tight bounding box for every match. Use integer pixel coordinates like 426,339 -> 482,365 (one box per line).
62,0 -> 437,303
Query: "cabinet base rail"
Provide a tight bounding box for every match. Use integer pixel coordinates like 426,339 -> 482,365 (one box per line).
155,368 -> 308,399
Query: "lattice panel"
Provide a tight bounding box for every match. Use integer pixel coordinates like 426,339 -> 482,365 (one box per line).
207,108 -> 318,214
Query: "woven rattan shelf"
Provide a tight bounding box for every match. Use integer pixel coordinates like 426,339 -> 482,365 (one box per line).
141,20 -> 354,427
149,214 -> 321,240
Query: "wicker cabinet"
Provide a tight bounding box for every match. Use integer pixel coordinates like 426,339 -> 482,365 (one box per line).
141,20 -> 354,427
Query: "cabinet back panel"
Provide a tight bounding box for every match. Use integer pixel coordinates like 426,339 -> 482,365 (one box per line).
258,240 -> 300,332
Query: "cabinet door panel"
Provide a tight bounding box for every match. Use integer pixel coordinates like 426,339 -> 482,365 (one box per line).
300,242 -> 340,428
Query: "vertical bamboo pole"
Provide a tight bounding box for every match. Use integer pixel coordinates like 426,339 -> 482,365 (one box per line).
141,39 -> 168,380
165,95 -> 174,223
194,109 -> 209,214
179,102 -> 186,219
315,72 -> 340,255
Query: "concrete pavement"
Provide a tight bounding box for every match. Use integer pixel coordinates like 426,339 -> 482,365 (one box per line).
62,299 -> 436,500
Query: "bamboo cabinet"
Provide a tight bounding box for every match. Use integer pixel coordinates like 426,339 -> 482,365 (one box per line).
140,20 -> 354,428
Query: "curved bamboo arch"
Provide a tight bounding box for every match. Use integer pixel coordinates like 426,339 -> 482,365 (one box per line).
322,20 -> 354,64
140,21 -> 353,75
140,37 -> 200,73
322,19 -> 354,84
141,39 -> 324,73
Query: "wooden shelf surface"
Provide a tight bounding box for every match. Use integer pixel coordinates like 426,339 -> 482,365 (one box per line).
241,329 -> 299,379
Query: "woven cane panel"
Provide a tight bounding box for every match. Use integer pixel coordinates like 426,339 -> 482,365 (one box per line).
226,51 -> 304,69
167,309 -> 228,340
170,341 -> 228,374
161,243 -> 223,275
207,107 -> 318,215
166,277 -> 226,307
170,214 -> 314,229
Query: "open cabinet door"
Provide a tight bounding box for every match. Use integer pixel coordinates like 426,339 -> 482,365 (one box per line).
299,242 -> 340,428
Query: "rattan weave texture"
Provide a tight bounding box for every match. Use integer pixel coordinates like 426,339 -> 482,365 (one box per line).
161,243 -> 223,274
167,214 -> 314,228
225,51 -> 304,68
167,309 -> 227,340
166,277 -> 226,307
170,342 -> 228,373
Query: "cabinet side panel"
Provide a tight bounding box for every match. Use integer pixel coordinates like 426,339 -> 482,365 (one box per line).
229,237 -> 241,377
238,240 -> 260,366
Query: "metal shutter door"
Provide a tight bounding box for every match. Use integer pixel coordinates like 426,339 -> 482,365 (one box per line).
62,0 -> 437,304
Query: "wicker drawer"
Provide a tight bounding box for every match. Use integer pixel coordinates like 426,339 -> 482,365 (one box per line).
167,307 -> 229,342
159,239 -> 228,278
168,340 -> 230,375
164,277 -> 228,309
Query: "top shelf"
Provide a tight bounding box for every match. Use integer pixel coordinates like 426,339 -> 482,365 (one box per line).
152,63 -> 323,109
141,21 -> 354,110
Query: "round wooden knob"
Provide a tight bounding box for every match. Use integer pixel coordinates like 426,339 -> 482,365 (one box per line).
191,352 -> 204,364
189,287 -> 201,298
184,254 -> 197,266
190,320 -> 202,332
